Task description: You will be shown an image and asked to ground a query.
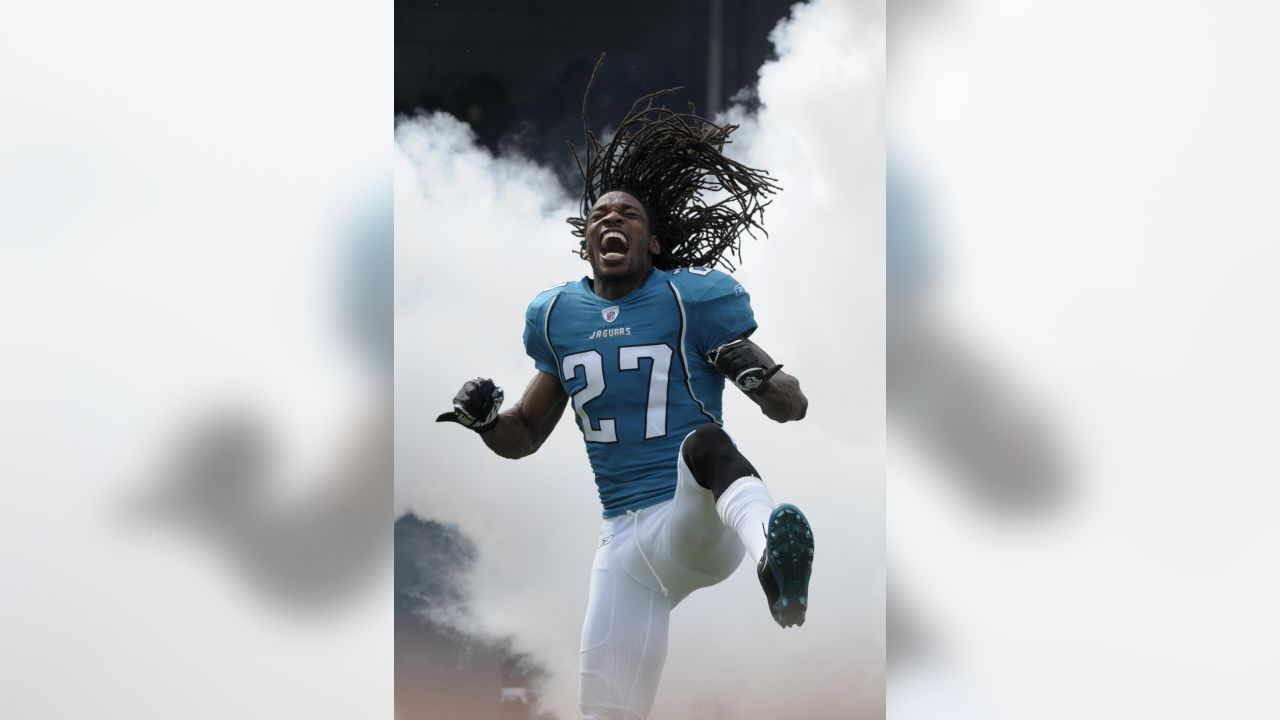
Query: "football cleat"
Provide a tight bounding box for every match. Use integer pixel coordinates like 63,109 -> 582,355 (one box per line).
757,503 -> 814,628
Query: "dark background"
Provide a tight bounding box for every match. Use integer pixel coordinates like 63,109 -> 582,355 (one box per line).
396,0 -> 797,182
394,2 -> 798,717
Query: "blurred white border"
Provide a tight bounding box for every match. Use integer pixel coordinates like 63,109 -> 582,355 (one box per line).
2,1 -> 393,717
891,1 -> 1280,717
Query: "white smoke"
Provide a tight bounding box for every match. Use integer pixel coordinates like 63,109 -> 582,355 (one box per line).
394,1 -> 884,717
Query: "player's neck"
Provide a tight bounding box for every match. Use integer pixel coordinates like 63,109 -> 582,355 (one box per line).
591,268 -> 653,301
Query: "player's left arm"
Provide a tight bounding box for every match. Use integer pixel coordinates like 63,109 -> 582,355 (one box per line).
709,336 -> 808,423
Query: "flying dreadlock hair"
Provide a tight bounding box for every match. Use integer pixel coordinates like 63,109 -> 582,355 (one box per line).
566,55 -> 781,271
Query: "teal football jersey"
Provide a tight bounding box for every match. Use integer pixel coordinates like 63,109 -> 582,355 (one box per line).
523,267 -> 757,517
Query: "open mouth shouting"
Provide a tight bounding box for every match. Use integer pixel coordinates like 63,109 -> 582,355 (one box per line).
599,228 -> 630,265
584,190 -> 654,282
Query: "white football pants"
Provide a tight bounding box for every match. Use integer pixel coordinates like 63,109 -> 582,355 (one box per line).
578,436 -> 768,720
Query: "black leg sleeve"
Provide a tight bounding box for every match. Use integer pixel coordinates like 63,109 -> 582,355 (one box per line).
681,423 -> 762,500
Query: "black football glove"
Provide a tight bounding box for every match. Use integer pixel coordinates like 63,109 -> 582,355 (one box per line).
435,377 -> 504,433
707,338 -> 783,395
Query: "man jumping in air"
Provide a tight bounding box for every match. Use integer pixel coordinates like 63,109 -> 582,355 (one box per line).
437,60 -> 814,720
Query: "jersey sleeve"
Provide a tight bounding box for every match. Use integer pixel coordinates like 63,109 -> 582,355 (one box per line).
682,269 -> 758,358
523,290 -> 560,375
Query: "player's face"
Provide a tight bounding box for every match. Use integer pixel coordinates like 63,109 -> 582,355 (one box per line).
584,191 -> 661,282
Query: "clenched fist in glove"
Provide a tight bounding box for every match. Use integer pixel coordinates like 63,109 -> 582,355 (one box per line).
436,377 -> 505,433
708,338 -> 783,395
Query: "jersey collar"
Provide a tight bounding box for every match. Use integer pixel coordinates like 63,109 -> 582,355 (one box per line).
579,268 -> 666,305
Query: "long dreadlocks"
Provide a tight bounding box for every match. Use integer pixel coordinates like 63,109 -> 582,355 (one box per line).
566,55 -> 781,271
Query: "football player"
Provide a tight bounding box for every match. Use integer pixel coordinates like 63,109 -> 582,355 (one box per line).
438,62 -> 814,720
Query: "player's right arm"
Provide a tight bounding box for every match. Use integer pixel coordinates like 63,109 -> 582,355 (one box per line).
436,372 -> 568,459
479,372 -> 568,459
436,283 -> 571,457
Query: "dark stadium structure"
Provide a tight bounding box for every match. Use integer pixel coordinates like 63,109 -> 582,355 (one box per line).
396,515 -> 553,720
396,0 -> 797,181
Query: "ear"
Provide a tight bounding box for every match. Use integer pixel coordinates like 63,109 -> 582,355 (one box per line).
648,235 -> 661,256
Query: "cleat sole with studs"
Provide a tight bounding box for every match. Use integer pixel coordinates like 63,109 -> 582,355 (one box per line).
763,503 -> 814,628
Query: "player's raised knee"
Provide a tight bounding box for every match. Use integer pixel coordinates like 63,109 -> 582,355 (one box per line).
681,423 -> 730,474
682,423 -> 760,497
